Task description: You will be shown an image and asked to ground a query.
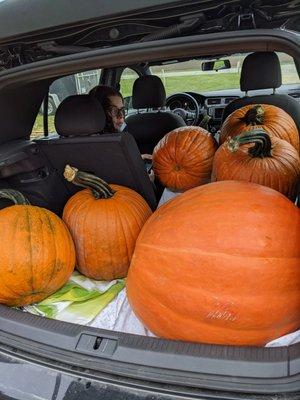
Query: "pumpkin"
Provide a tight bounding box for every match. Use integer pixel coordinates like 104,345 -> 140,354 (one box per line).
0,189 -> 75,307
152,126 -> 217,192
212,129 -> 300,201
62,165 -> 152,280
126,181 -> 300,346
220,104 -> 300,153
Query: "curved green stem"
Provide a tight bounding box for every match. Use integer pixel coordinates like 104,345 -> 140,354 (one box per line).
0,189 -> 30,205
227,129 -> 272,158
64,165 -> 115,199
239,104 -> 265,125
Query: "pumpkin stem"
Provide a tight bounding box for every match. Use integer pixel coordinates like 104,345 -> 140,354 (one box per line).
227,129 -> 272,158
239,105 -> 265,125
63,165 -> 115,199
0,189 -> 30,205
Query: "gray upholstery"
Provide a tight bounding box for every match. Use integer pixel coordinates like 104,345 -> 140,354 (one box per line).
126,75 -> 185,154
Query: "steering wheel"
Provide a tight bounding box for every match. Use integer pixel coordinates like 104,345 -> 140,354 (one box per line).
166,92 -> 200,126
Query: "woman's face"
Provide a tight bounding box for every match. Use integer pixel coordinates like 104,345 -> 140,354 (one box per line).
107,95 -> 125,131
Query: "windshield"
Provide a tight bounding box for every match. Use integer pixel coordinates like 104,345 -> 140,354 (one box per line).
150,52 -> 299,95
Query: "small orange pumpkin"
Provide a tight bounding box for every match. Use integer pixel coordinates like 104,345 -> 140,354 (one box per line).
63,165 -> 152,280
212,129 -> 300,201
0,189 -> 75,307
152,126 -> 217,192
220,104 -> 300,153
127,181 -> 300,346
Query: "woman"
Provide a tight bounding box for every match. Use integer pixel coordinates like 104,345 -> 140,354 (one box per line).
89,85 -> 126,133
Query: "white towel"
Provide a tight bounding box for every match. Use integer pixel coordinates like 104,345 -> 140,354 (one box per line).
90,288 -> 300,347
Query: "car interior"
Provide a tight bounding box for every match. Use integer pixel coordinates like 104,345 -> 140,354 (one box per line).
0,5 -> 299,394
0,51 -> 298,215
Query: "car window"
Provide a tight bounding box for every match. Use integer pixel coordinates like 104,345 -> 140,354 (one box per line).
150,56 -> 245,95
119,68 -> 139,98
31,69 -> 102,139
278,53 -> 299,84
119,68 -> 139,114
150,52 -> 299,96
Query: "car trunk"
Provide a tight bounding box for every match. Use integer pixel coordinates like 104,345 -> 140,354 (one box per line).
0,2 -> 299,398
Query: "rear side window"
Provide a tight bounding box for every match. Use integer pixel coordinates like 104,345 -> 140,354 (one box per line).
119,68 -> 139,98
31,69 -> 102,139
277,53 -> 299,84
119,68 -> 139,115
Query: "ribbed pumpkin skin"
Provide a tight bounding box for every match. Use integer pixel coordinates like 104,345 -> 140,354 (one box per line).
220,104 -> 300,153
212,136 -> 300,201
63,184 -> 152,280
153,126 -> 217,192
0,205 -> 75,307
127,181 -> 300,346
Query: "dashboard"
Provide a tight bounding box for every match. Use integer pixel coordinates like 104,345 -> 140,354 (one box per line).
204,96 -> 239,121
166,84 -> 300,130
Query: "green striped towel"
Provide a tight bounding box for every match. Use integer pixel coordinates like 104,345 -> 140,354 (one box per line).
22,271 -> 125,325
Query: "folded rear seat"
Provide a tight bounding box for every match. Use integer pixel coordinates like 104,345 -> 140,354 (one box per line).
35,95 -> 157,212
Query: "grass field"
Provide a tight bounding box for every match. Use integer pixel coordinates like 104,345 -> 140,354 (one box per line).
120,73 -> 240,98
32,115 -> 55,139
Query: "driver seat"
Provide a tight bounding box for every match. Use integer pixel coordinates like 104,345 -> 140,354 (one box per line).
125,75 -> 185,154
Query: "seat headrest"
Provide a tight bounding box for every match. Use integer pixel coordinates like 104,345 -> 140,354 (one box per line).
55,95 -> 106,137
132,75 -> 166,109
240,52 -> 282,92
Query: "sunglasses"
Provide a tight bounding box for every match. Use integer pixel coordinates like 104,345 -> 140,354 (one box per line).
108,105 -> 126,118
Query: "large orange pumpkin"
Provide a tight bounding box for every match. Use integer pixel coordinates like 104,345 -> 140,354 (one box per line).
127,181 -> 300,346
212,129 -> 300,201
0,189 -> 75,307
63,165 -> 152,280
220,104 -> 300,153
152,126 -> 217,192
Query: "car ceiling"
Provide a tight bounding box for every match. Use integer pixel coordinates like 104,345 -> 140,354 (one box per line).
0,0 -> 299,70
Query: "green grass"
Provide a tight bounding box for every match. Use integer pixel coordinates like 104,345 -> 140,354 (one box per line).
31,115 -> 55,139
120,73 -> 240,98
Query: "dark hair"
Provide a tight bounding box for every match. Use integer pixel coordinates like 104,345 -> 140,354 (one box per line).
89,85 -> 124,132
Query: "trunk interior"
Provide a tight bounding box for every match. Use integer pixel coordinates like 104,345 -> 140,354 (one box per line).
0,27 -> 299,398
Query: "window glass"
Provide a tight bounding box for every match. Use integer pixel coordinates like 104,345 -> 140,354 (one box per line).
119,68 -> 139,98
150,56 -> 245,95
277,53 -> 299,84
31,69 -> 102,139
150,52 -> 299,96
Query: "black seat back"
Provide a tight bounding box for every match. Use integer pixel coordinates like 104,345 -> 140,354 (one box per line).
222,52 -> 300,133
126,75 -> 185,154
36,133 -> 157,209
36,95 -> 157,210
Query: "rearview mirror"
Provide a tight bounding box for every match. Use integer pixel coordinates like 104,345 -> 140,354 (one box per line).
201,59 -> 231,72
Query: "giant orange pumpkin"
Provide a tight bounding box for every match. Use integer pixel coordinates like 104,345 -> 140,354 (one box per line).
220,104 -> 300,153
0,189 -> 75,307
127,181 -> 300,346
63,165 -> 152,280
212,129 -> 300,201
152,126 -> 217,192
